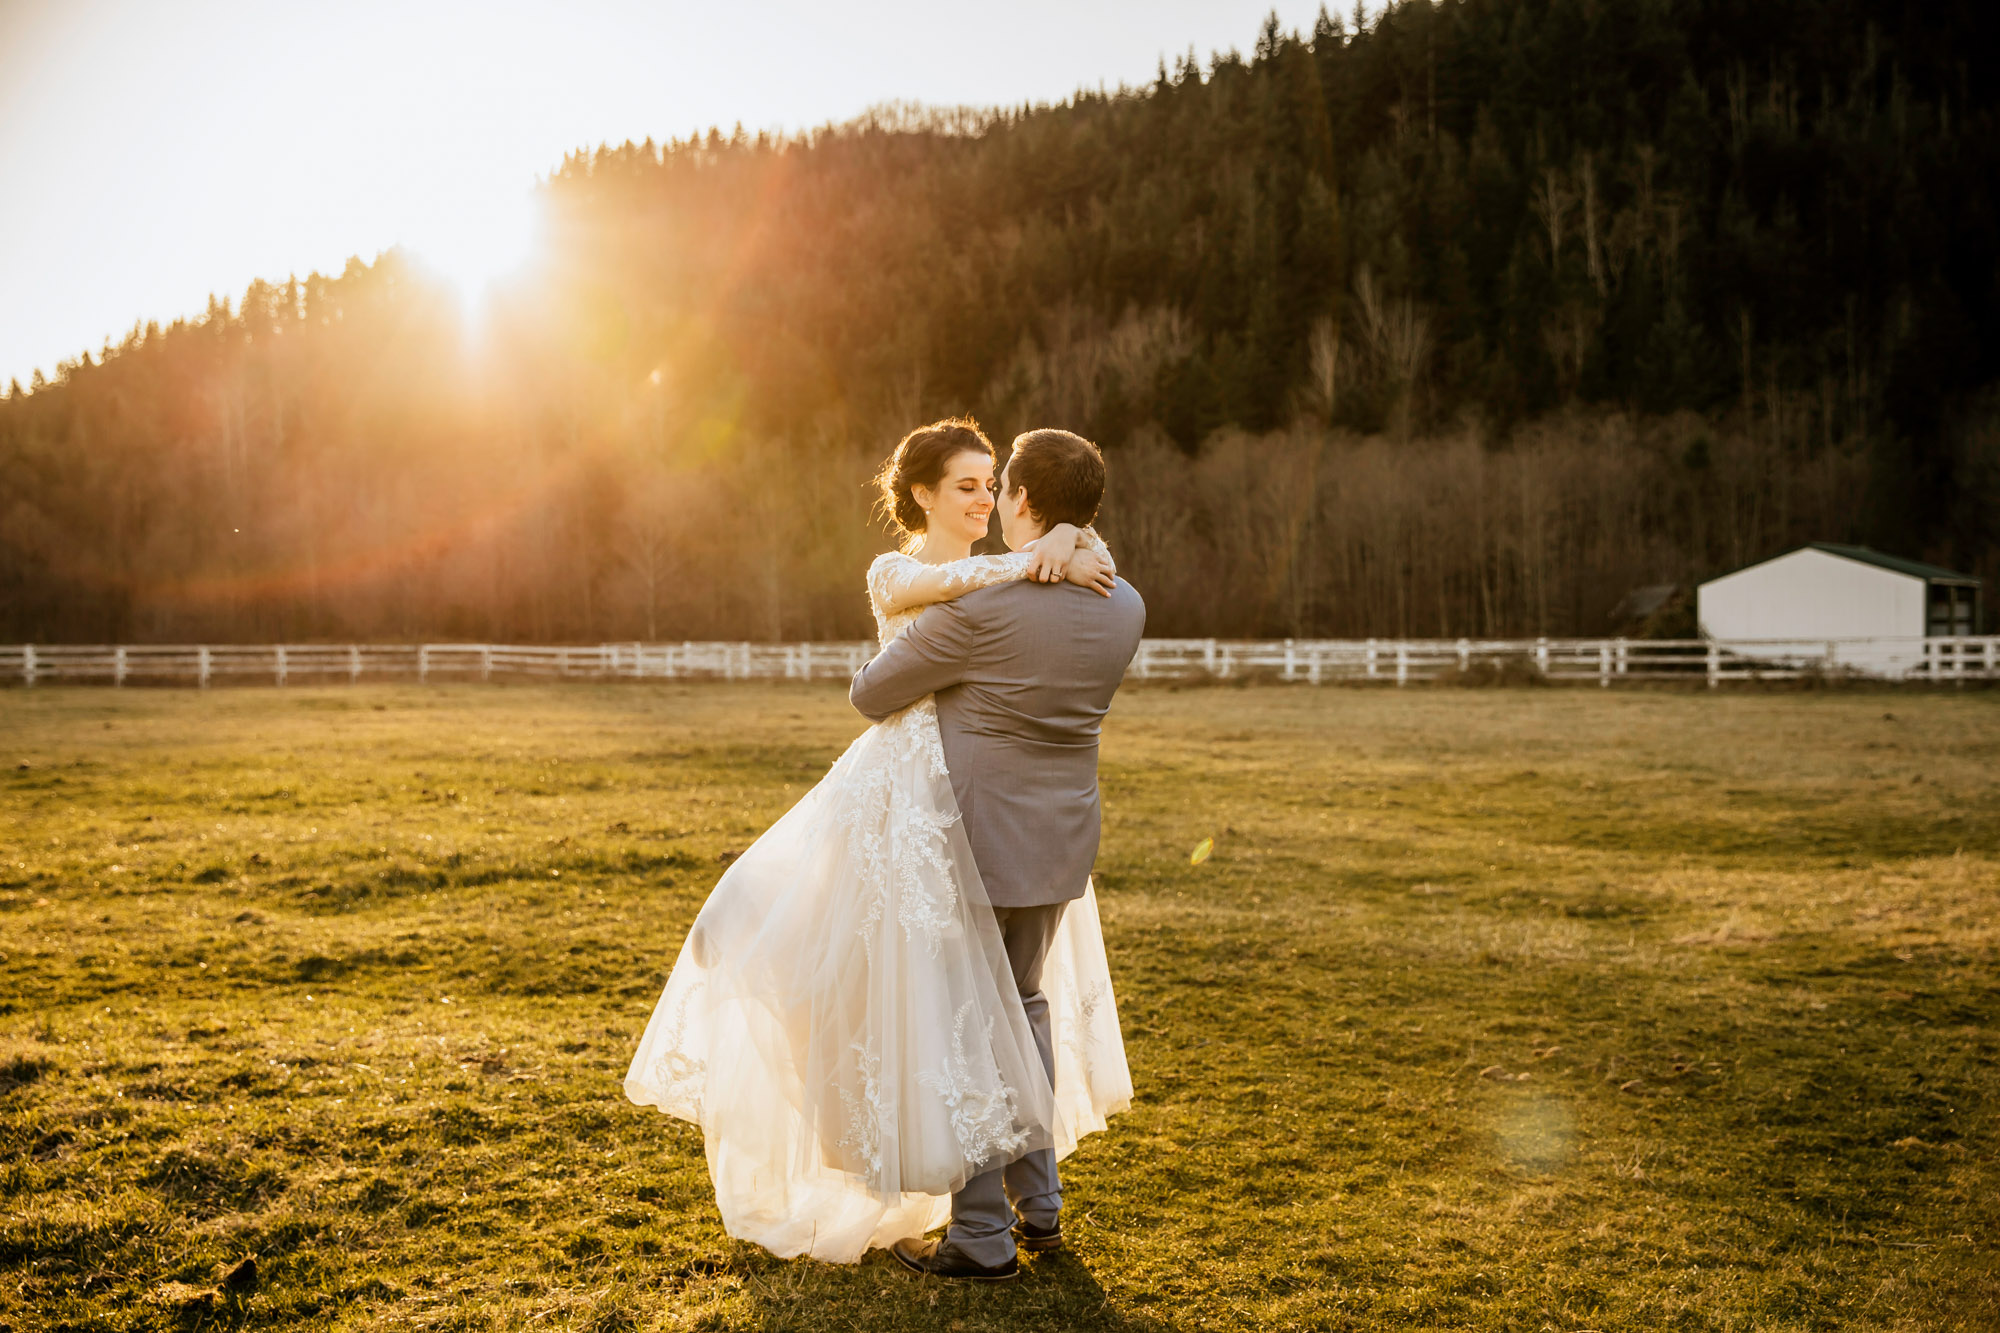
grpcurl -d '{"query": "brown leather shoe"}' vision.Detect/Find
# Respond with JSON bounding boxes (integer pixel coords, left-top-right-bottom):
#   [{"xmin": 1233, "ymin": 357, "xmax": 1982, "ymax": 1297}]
[
  {"xmin": 1013, "ymin": 1218, "xmax": 1063, "ymax": 1253},
  {"xmin": 889, "ymin": 1237, "xmax": 1019, "ymax": 1282}
]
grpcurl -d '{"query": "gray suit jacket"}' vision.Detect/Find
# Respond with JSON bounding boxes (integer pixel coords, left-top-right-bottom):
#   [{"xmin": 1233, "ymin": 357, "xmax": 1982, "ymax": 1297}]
[{"xmin": 850, "ymin": 577, "xmax": 1146, "ymax": 908}]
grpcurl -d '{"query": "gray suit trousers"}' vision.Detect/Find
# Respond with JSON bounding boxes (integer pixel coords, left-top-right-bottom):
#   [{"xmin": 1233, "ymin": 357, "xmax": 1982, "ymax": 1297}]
[{"xmin": 943, "ymin": 901, "xmax": 1067, "ymax": 1266}]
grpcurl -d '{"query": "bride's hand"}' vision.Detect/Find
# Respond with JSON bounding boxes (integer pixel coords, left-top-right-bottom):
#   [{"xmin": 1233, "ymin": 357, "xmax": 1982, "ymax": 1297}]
[
  {"xmin": 1064, "ymin": 547, "xmax": 1116, "ymax": 596},
  {"xmin": 1024, "ymin": 523, "xmax": 1081, "ymax": 583}
]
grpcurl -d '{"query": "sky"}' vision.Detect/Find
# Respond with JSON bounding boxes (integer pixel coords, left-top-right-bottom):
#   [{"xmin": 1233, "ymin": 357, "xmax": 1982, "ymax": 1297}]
[{"xmin": 0, "ymin": 0, "xmax": 1340, "ymax": 387}]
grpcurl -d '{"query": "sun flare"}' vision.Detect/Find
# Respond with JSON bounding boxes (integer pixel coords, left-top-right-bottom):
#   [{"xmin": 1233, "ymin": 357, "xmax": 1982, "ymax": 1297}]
[{"xmin": 406, "ymin": 186, "xmax": 543, "ymax": 304}]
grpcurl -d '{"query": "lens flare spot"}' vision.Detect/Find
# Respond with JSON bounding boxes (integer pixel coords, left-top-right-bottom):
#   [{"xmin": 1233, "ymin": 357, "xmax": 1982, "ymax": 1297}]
[
  {"xmin": 1189, "ymin": 837, "xmax": 1214, "ymax": 866},
  {"xmin": 1492, "ymin": 1094, "xmax": 1576, "ymax": 1173}
]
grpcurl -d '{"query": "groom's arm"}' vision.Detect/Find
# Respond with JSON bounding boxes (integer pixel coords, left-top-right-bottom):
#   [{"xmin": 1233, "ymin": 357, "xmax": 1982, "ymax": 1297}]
[{"xmin": 849, "ymin": 599, "xmax": 978, "ymax": 722}]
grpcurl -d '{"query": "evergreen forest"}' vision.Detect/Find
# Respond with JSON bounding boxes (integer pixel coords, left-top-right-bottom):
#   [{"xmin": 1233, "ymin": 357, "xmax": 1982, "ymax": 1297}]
[{"xmin": 3, "ymin": 0, "xmax": 1996, "ymax": 644}]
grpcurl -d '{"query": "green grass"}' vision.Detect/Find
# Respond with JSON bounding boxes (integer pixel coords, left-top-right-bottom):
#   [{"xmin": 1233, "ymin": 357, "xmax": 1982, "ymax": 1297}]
[{"xmin": 3, "ymin": 682, "xmax": 1997, "ymax": 1331}]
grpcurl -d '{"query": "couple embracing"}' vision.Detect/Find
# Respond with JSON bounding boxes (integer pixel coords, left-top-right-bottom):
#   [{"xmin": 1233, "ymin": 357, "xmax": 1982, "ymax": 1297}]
[{"xmin": 624, "ymin": 419, "xmax": 1145, "ymax": 1280}]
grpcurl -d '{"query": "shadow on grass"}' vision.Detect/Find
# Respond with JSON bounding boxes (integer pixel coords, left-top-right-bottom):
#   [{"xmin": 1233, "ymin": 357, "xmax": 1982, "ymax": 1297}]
[
  {"xmin": 736, "ymin": 1246, "xmax": 1176, "ymax": 1333},
  {"xmin": 1013, "ymin": 1249, "xmax": 1175, "ymax": 1331}
]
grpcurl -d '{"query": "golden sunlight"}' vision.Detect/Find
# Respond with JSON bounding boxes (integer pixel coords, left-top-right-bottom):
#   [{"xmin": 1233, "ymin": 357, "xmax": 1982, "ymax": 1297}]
[{"xmin": 405, "ymin": 185, "xmax": 544, "ymax": 306}]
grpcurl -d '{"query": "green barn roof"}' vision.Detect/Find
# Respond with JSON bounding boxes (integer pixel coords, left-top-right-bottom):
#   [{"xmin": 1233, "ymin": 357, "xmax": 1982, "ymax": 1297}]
[{"xmin": 1806, "ymin": 543, "xmax": 1980, "ymax": 585}]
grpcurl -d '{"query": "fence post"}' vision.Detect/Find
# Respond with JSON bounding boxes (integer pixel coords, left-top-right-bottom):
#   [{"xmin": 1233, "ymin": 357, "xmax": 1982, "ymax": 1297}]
[
  {"xmin": 1458, "ymin": 638, "xmax": 1470, "ymax": 672},
  {"xmin": 1308, "ymin": 646, "xmax": 1323, "ymax": 685},
  {"xmin": 1203, "ymin": 639, "xmax": 1217, "ymax": 677},
  {"xmin": 114, "ymin": 645, "xmax": 127, "ymax": 688},
  {"xmin": 1395, "ymin": 642, "xmax": 1409, "ymax": 686},
  {"xmin": 198, "ymin": 646, "xmax": 211, "ymax": 690},
  {"xmin": 1283, "ymin": 639, "xmax": 1296, "ymax": 682},
  {"xmin": 418, "ymin": 645, "xmax": 430, "ymax": 683},
  {"xmin": 1535, "ymin": 637, "xmax": 1549, "ymax": 675},
  {"xmin": 1367, "ymin": 638, "xmax": 1378, "ymax": 680},
  {"xmin": 275, "ymin": 645, "xmax": 287, "ymax": 686},
  {"xmin": 479, "ymin": 645, "xmax": 491, "ymax": 681},
  {"xmin": 1616, "ymin": 637, "xmax": 1628, "ymax": 675},
  {"xmin": 22, "ymin": 644, "xmax": 35, "ymax": 688},
  {"xmin": 1599, "ymin": 642, "xmax": 1611, "ymax": 688},
  {"xmin": 1706, "ymin": 642, "xmax": 1720, "ymax": 689}
]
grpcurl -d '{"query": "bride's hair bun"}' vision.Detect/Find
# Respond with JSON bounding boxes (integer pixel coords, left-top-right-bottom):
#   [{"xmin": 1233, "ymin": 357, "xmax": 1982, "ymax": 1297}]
[{"xmin": 874, "ymin": 417, "xmax": 994, "ymax": 537}]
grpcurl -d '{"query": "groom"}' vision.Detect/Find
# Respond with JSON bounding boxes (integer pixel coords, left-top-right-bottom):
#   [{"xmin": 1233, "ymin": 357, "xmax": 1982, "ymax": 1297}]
[{"xmin": 850, "ymin": 427, "xmax": 1146, "ymax": 1281}]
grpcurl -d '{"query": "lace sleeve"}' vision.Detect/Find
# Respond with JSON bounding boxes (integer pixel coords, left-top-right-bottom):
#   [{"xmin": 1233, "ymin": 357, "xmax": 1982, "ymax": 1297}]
[
  {"xmin": 867, "ymin": 553, "xmax": 921, "ymax": 622},
  {"xmin": 1077, "ymin": 526, "xmax": 1116, "ymax": 577},
  {"xmin": 937, "ymin": 552, "xmax": 1035, "ymax": 596},
  {"xmin": 868, "ymin": 550, "xmax": 1034, "ymax": 619}
]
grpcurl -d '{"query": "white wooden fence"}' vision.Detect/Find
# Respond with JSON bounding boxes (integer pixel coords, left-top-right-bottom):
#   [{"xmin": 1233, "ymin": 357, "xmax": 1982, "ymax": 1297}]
[
  {"xmin": 1129, "ymin": 636, "xmax": 2000, "ymax": 685},
  {"xmin": 3, "ymin": 636, "xmax": 1995, "ymax": 688},
  {"xmin": 0, "ymin": 642, "xmax": 873, "ymax": 688}
]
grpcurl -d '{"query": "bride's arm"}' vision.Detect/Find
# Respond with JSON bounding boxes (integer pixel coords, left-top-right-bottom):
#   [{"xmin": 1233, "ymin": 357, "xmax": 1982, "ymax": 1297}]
[
  {"xmin": 872, "ymin": 525, "xmax": 1114, "ymax": 616},
  {"xmin": 871, "ymin": 552, "xmax": 1029, "ymax": 616}
]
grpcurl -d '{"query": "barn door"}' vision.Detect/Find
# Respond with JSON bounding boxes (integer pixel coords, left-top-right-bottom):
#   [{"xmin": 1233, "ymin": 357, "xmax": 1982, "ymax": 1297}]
[{"xmin": 1926, "ymin": 584, "xmax": 1977, "ymax": 637}]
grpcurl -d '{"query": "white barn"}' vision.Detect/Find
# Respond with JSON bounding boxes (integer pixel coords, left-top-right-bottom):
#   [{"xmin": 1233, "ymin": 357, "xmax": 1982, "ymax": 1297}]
[{"xmin": 1697, "ymin": 543, "xmax": 1982, "ymax": 678}]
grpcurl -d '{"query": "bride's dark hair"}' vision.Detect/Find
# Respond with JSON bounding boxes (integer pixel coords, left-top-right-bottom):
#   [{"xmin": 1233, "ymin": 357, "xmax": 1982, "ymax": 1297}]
[{"xmin": 873, "ymin": 416, "xmax": 995, "ymax": 538}]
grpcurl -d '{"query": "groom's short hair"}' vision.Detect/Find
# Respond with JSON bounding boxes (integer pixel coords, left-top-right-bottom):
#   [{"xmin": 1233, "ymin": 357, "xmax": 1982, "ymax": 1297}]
[{"xmin": 1006, "ymin": 429, "xmax": 1105, "ymax": 530}]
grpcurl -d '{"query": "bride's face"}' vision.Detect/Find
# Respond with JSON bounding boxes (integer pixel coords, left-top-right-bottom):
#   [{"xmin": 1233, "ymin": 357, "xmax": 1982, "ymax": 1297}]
[{"xmin": 911, "ymin": 449, "xmax": 996, "ymax": 547}]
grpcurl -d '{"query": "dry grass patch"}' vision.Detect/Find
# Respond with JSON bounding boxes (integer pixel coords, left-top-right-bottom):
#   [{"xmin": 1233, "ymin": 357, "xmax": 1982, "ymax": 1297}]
[{"xmin": 2, "ymin": 682, "xmax": 1997, "ymax": 1330}]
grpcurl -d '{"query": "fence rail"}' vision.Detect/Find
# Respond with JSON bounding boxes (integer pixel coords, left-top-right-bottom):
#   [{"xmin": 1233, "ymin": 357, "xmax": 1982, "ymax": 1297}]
[
  {"xmin": 3, "ymin": 636, "xmax": 1996, "ymax": 689},
  {"xmin": 1130, "ymin": 635, "xmax": 2000, "ymax": 685}
]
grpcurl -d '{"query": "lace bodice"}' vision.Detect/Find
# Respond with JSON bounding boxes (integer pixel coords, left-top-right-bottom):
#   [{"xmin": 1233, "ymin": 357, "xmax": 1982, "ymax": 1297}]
[{"xmin": 865, "ymin": 530, "xmax": 1113, "ymax": 648}]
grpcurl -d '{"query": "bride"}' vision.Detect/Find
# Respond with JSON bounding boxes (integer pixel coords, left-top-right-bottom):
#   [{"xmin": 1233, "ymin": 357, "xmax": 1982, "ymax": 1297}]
[{"xmin": 624, "ymin": 419, "xmax": 1132, "ymax": 1264}]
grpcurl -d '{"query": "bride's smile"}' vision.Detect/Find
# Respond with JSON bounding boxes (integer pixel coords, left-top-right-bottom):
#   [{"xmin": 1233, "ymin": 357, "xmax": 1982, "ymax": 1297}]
[{"xmin": 909, "ymin": 451, "xmax": 998, "ymax": 561}]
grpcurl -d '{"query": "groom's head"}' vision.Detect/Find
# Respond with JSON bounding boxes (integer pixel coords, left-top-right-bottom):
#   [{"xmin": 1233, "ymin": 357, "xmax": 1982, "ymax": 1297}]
[{"xmin": 999, "ymin": 429, "xmax": 1106, "ymax": 551}]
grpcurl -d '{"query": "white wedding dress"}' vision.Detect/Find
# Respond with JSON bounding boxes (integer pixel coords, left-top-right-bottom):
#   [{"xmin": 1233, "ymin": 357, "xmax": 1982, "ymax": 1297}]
[{"xmin": 624, "ymin": 544, "xmax": 1132, "ymax": 1263}]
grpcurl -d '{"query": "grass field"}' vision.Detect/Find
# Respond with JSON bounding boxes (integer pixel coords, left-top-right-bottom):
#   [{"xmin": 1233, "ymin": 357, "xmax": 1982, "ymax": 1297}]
[{"xmin": 3, "ymin": 681, "xmax": 1997, "ymax": 1332}]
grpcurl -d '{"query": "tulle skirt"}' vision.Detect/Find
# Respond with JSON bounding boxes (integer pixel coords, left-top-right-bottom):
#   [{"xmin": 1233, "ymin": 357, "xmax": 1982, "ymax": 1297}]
[{"xmin": 623, "ymin": 699, "xmax": 1130, "ymax": 1263}]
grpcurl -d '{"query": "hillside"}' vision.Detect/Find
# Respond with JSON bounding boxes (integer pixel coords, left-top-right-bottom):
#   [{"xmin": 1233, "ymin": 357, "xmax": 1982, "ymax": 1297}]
[{"xmin": 4, "ymin": 0, "xmax": 1995, "ymax": 642}]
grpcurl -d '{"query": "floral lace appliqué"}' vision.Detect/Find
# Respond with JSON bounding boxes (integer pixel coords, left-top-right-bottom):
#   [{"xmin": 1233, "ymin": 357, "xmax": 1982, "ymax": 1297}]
[
  {"xmin": 644, "ymin": 979, "xmax": 708, "ymax": 1116},
  {"xmin": 918, "ymin": 1000, "xmax": 1030, "ymax": 1170},
  {"xmin": 835, "ymin": 1038, "xmax": 886, "ymax": 1181},
  {"xmin": 818, "ymin": 697, "xmax": 960, "ymax": 962}
]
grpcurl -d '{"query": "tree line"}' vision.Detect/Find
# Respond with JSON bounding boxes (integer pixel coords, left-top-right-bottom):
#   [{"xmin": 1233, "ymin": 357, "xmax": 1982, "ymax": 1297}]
[{"xmin": 3, "ymin": 0, "xmax": 1995, "ymax": 644}]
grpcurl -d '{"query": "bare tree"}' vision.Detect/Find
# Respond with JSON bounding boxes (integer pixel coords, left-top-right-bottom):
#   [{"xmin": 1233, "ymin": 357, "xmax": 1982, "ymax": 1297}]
[
  {"xmin": 1532, "ymin": 166, "xmax": 1573, "ymax": 266},
  {"xmin": 1306, "ymin": 315, "xmax": 1344, "ymax": 424},
  {"xmin": 614, "ymin": 465, "xmax": 681, "ymax": 641},
  {"xmin": 1352, "ymin": 265, "xmax": 1432, "ymax": 441}
]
